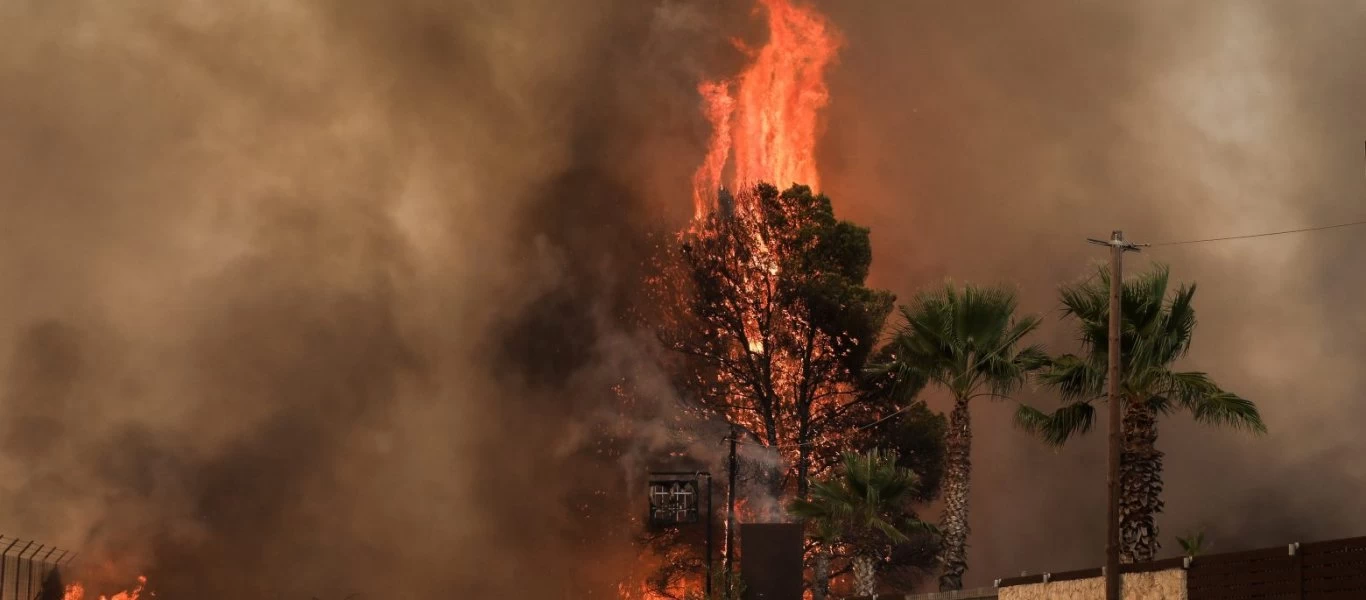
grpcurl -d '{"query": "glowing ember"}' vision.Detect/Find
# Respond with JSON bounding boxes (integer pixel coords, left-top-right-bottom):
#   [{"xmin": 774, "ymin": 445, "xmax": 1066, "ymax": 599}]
[{"xmin": 692, "ymin": 0, "xmax": 839, "ymax": 216}]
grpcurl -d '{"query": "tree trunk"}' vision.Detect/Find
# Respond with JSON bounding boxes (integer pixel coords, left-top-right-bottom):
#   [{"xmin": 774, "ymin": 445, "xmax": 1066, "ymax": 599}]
[
  {"xmin": 852, "ymin": 555, "xmax": 877, "ymax": 597},
  {"xmin": 796, "ymin": 424, "xmax": 812, "ymax": 499},
  {"xmin": 812, "ymin": 545, "xmax": 831, "ymax": 600},
  {"xmin": 937, "ymin": 397, "xmax": 972, "ymax": 591},
  {"xmin": 1120, "ymin": 397, "xmax": 1164, "ymax": 563},
  {"xmin": 761, "ymin": 464, "xmax": 784, "ymax": 522}
]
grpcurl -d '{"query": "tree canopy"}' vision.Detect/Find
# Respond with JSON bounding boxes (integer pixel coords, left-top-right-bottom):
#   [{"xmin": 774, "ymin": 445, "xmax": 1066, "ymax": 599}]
[{"xmin": 654, "ymin": 182, "xmax": 896, "ymax": 498}]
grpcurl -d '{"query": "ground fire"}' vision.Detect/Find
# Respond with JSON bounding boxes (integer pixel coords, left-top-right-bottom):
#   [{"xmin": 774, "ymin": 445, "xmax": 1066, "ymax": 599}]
[{"xmin": 63, "ymin": 576, "xmax": 147, "ymax": 600}]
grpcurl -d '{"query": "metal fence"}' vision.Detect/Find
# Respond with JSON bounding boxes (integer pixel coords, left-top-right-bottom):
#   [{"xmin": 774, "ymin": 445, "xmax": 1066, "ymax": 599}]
[
  {"xmin": 0, "ymin": 536, "xmax": 75, "ymax": 600},
  {"xmin": 994, "ymin": 535, "xmax": 1366, "ymax": 600},
  {"xmin": 1187, "ymin": 536, "xmax": 1366, "ymax": 600}
]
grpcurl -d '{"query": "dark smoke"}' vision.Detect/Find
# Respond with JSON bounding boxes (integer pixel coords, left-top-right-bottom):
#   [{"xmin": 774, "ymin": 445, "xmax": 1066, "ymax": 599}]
[
  {"xmin": 0, "ymin": 0, "xmax": 1362, "ymax": 596},
  {"xmin": 0, "ymin": 0, "xmax": 733, "ymax": 596}
]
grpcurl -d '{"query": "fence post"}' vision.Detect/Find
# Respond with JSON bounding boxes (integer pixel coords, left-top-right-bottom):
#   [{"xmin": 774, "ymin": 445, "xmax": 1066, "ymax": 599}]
[{"xmin": 1290, "ymin": 542, "xmax": 1302, "ymax": 600}]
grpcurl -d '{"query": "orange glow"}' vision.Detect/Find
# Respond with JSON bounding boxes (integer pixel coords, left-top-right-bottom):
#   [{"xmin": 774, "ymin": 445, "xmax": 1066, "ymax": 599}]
[
  {"xmin": 64, "ymin": 576, "xmax": 147, "ymax": 600},
  {"xmin": 617, "ymin": 538, "xmax": 704, "ymax": 600},
  {"xmin": 692, "ymin": 80, "xmax": 735, "ymax": 220},
  {"xmin": 693, "ymin": 0, "xmax": 839, "ymax": 215},
  {"xmin": 619, "ymin": 579, "xmax": 694, "ymax": 600}
]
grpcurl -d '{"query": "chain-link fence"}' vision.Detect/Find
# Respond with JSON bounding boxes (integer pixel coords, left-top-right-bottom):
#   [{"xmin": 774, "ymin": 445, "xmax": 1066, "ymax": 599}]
[{"xmin": 0, "ymin": 536, "xmax": 75, "ymax": 600}]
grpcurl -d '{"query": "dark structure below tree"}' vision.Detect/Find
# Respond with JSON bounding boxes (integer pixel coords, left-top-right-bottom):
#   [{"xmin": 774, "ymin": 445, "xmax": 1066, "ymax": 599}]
[{"xmin": 740, "ymin": 523, "xmax": 804, "ymax": 600}]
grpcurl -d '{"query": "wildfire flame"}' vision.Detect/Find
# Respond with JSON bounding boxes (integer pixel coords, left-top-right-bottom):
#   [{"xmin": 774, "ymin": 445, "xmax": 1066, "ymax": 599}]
[
  {"xmin": 627, "ymin": 1, "xmax": 840, "ymax": 598},
  {"xmin": 63, "ymin": 575, "xmax": 148, "ymax": 600},
  {"xmin": 692, "ymin": 0, "xmax": 839, "ymax": 218}
]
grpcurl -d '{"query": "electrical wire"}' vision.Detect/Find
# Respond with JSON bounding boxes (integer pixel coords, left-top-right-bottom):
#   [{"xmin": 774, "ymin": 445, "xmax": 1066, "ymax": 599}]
[
  {"xmin": 723, "ymin": 216, "xmax": 1366, "ymax": 450},
  {"xmin": 1147, "ymin": 218, "xmax": 1366, "ymax": 247}
]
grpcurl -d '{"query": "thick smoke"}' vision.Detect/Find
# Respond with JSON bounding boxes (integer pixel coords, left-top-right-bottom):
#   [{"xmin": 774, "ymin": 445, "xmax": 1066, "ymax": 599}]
[
  {"xmin": 821, "ymin": 0, "xmax": 1366, "ymax": 586},
  {"xmin": 1, "ymin": 0, "xmax": 1362, "ymax": 596},
  {"xmin": 0, "ymin": 0, "xmax": 745, "ymax": 596}
]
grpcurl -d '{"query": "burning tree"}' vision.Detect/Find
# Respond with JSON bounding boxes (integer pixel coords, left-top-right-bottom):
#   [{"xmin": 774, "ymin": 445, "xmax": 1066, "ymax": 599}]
[
  {"xmin": 654, "ymin": 182, "xmax": 894, "ymax": 503},
  {"xmin": 634, "ymin": 1, "xmax": 945, "ymax": 596}
]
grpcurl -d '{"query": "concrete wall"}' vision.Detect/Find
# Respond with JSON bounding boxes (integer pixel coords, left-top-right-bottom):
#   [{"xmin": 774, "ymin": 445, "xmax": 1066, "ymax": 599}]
[{"xmin": 997, "ymin": 569, "xmax": 1186, "ymax": 600}]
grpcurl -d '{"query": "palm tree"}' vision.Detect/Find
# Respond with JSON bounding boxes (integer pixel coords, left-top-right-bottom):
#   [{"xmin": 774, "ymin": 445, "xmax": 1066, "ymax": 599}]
[
  {"xmin": 788, "ymin": 449, "xmax": 929, "ymax": 599},
  {"xmin": 1176, "ymin": 532, "xmax": 1207, "ymax": 558},
  {"xmin": 871, "ymin": 284, "xmax": 1044, "ymax": 591},
  {"xmin": 1016, "ymin": 264, "xmax": 1265, "ymax": 562}
]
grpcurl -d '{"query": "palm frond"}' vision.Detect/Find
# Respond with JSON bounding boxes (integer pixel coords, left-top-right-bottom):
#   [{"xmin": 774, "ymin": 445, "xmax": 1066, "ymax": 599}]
[
  {"xmin": 1156, "ymin": 371, "xmax": 1220, "ymax": 402},
  {"xmin": 1030, "ymin": 263, "xmax": 1262, "ymax": 448},
  {"xmin": 1163, "ymin": 282, "xmax": 1198, "ymax": 358},
  {"xmin": 1035, "ymin": 353, "xmax": 1104, "ymax": 402},
  {"xmin": 1189, "ymin": 391, "xmax": 1266, "ymax": 434},
  {"xmin": 1015, "ymin": 345, "xmax": 1052, "ymax": 372},
  {"xmin": 1058, "ymin": 267, "xmax": 1110, "ymax": 329},
  {"xmin": 886, "ymin": 282, "xmax": 1043, "ymax": 404},
  {"xmin": 787, "ymin": 449, "xmax": 923, "ymax": 550},
  {"xmin": 1014, "ymin": 401, "xmax": 1097, "ymax": 446},
  {"xmin": 871, "ymin": 517, "xmax": 912, "ymax": 545},
  {"xmin": 1013, "ymin": 403, "xmax": 1053, "ymax": 435}
]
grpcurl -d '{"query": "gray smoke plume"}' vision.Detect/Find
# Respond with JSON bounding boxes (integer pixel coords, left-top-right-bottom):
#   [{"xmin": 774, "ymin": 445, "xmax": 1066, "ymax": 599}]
[
  {"xmin": 0, "ymin": 0, "xmax": 1363, "ymax": 596},
  {"xmin": 0, "ymin": 0, "xmax": 739, "ymax": 596},
  {"xmin": 820, "ymin": 0, "xmax": 1366, "ymax": 587}
]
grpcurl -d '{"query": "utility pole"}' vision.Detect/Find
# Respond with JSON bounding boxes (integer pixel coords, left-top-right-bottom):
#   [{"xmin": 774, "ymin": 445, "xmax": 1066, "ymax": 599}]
[
  {"xmin": 705, "ymin": 472, "xmax": 714, "ymax": 595},
  {"xmin": 1088, "ymin": 230, "xmax": 1144, "ymax": 600},
  {"xmin": 724, "ymin": 427, "xmax": 739, "ymax": 590}
]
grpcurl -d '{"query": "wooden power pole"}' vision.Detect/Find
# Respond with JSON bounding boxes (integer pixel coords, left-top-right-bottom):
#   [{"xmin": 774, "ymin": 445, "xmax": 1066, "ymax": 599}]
[{"xmin": 1088, "ymin": 230, "xmax": 1143, "ymax": 600}]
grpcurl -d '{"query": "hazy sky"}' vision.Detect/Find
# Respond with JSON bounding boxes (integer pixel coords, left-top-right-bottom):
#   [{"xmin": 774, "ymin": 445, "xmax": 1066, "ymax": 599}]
[{"xmin": 817, "ymin": 0, "xmax": 1366, "ymax": 584}]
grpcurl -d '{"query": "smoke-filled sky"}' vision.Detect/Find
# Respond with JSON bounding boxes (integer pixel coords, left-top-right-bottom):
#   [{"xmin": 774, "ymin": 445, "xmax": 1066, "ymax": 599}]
[{"xmin": 0, "ymin": 0, "xmax": 1363, "ymax": 595}]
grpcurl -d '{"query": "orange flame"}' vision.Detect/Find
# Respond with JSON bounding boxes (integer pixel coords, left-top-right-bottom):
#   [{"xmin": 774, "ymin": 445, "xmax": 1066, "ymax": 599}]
[
  {"xmin": 632, "ymin": 1, "xmax": 839, "ymax": 598},
  {"xmin": 63, "ymin": 575, "xmax": 147, "ymax": 600},
  {"xmin": 693, "ymin": 0, "xmax": 839, "ymax": 216}
]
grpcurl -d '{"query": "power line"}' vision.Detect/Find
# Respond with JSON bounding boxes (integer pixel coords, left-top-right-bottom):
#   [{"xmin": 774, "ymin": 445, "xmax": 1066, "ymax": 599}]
[
  {"xmin": 723, "ymin": 216, "xmax": 1366, "ymax": 450},
  {"xmin": 1154, "ymin": 140, "xmax": 1366, "ymax": 246},
  {"xmin": 1148, "ymin": 218, "xmax": 1366, "ymax": 247}
]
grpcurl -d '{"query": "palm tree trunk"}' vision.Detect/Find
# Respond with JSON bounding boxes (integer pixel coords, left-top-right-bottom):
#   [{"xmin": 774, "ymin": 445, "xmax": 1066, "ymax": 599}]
[
  {"xmin": 1120, "ymin": 397, "xmax": 1164, "ymax": 562},
  {"xmin": 938, "ymin": 396, "xmax": 972, "ymax": 591},
  {"xmin": 852, "ymin": 554, "xmax": 877, "ymax": 597},
  {"xmin": 812, "ymin": 545, "xmax": 831, "ymax": 600}
]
